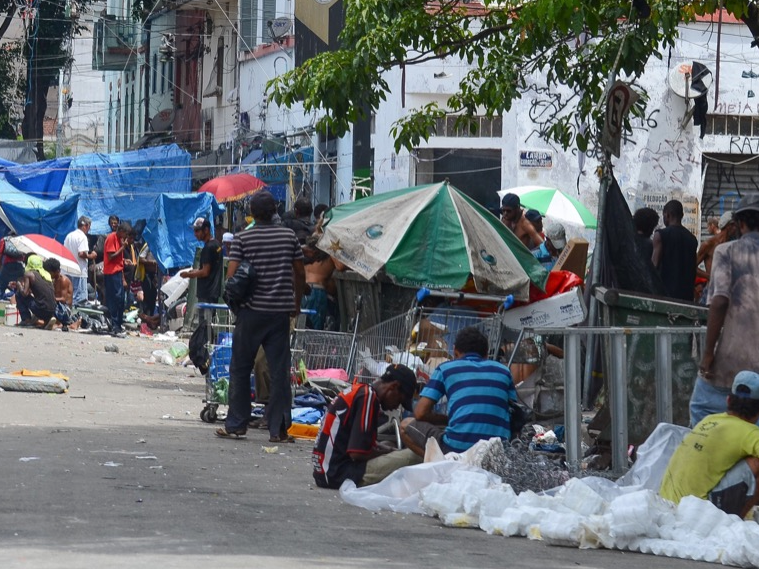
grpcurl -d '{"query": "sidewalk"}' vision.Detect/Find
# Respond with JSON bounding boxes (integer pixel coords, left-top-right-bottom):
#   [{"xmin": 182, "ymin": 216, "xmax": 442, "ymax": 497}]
[{"xmin": 0, "ymin": 327, "xmax": 709, "ymax": 568}]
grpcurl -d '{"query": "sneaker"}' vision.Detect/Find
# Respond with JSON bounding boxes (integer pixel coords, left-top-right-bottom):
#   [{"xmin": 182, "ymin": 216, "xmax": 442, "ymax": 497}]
[
  {"xmin": 44, "ymin": 317, "xmax": 57, "ymax": 330},
  {"xmin": 111, "ymin": 328, "xmax": 126, "ymax": 338}
]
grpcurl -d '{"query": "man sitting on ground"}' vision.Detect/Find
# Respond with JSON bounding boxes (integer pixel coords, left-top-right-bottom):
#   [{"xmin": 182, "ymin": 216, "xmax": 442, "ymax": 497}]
[
  {"xmin": 42, "ymin": 258, "xmax": 79, "ymax": 331},
  {"xmin": 15, "ymin": 255, "xmax": 56, "ymax": 328},
  {"xmin": 313, "ymin": 364, "xmax": 422, "ymax": 488},
  {"xmin": 400, "ymin": 327, "xmax": 518, "ymax": 456},
  {"xmin": 661, "ymin": 370, "xmax": 759, "ymax": 518}
]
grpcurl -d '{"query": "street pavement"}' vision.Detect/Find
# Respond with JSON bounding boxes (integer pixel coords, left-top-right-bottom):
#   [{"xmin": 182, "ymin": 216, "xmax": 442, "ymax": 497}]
[{"xmin": 0, "ymin": 327, "xmax": 712, "ymax": 569}]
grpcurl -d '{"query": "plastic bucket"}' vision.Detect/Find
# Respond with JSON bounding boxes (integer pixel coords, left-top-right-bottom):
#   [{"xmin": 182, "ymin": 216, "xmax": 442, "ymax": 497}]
[{"xmin": 5, "ymin": 305, "xmax": 19, "ymax": 326}]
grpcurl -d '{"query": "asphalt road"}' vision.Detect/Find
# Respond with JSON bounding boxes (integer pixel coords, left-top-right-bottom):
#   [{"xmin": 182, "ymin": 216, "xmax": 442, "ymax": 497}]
[{"xmin": 0, "ymin": 327, "xmax": 712, "ymax": 569}]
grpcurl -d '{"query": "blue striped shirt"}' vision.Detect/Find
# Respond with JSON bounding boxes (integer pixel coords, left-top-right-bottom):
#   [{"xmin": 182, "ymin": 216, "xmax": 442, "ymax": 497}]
[{"xmin": 420, "ymin": 353, "xmax": 517, "ymax": 452}]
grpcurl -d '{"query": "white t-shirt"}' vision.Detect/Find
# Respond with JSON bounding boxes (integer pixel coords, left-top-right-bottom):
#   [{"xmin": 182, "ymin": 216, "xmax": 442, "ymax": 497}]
[{"xmin": 64, "ymin": 228, "xmax": 89, "ymax": 273}]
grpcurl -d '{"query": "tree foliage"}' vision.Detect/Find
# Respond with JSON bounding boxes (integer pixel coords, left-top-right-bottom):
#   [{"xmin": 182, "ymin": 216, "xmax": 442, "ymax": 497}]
[
  {"xmin": 267, "ymin": 0, "xmax": 748, "ymax": 153},
  {"xmin": 0, "ymin": 0, "xmax": 91, "ymax": 158}
]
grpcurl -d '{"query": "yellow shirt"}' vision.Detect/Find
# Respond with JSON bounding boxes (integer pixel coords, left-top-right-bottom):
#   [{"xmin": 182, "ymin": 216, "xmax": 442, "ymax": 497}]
[{"xmin": 660, "ymin": 413, "xmax": 759, "ymax": 504}]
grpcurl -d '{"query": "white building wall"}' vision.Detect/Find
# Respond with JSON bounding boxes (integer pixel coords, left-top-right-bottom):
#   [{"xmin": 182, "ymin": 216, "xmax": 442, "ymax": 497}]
[{"xmin": 370, "ymin": 21, "xmax": 759, "ymax": 240}]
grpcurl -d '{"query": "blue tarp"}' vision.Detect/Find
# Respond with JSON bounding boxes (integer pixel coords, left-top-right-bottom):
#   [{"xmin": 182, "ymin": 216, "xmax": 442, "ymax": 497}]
[
  {"xmin": 1, "ymin": 157, "xmax": 72, "ymax": 200},
  {"xmin": 63, "ymin": 144, "xmax": 192, "ymax": 234},
  {"xmin": 0, "ymin": 178, "xmax": 79, "ymax": 240},
  {"xmin": 143, "ymin": 193, "xmax": 223, "ymax": 273},
  {"xmin": 254, "ymin": 147, "xmax": 314, "ymax": 184}
]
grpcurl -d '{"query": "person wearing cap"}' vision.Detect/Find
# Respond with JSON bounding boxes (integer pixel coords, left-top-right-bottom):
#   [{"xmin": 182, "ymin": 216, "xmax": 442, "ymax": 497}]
[
  {"xmin": 221, "ymin": 232, "xmax": 234, "ymax": 256},
  {"xmin": 14, "ymin": 254, "xmax": 56, "ymax": 328},
  {"xmin": 215, "ymin": 190, "xmax": 306, "ymax": 443},
  {"xmin": 400, "ymin": 327, "xmax": 518, "ymax": 457},
  {"xmin": 661, "ymin": 370, "xmax": 759, "ymax": 518},
  {"xmin": 696, "ymin": 211, "xmax": 739, "ymax": 280},
  {"xmin": 500, "ymin": 193, "xmax": 544, "ymax": 249},
  {"xmin": 181, "ymin": 218, "xmax": 223, "ymax": 304},
  {"xmin": 691, "ymin": 195, "xmax": 759, "ymax": 425},
  {"xmin": 103, "ymin": 221, "xmax": 131, "ymax": 336},
  {"xmin": 313, "ymin": 364, "xmax": 422, "ymax": 488},
  {"xmin": 652, "ymin": 199, "xmax": 698, "ymax": 302}
]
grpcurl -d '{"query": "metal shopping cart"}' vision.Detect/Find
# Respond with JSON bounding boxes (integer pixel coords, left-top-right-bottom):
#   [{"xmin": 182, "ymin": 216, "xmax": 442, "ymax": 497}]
[{"xmin": 197, "ymin": 302, "xmax": 234, "ymax": 423}]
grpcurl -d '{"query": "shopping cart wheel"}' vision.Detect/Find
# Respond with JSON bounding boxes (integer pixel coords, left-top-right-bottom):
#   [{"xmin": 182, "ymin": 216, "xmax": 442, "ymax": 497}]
[{"xmin": 200, "ymin": 405, "xmax": 218, "ymax": 423}]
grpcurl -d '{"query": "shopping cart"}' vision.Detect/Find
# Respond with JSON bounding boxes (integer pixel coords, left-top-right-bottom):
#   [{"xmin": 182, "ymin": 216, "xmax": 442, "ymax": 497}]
[
  {"xmin": 290, "ymin": 296, "xmax": 363, "ymax": 388},
  {"xmin": 198, "ymin": 302, "xmax": 234, "ymax": 423},
  {"xmin": 354, "ymin": 289, "xmax": 506, "ymax": 383}
]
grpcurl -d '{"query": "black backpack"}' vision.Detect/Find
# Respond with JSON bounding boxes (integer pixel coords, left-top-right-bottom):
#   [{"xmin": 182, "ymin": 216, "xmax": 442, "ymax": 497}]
[{"xmin": 223, "ymin": 261, "xmax": 256, "ymax": 314}]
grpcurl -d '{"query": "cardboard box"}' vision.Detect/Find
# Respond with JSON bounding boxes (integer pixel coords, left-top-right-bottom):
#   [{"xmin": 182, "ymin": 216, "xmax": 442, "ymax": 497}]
[
  {"xmin": 553, "ymin": 238, "xmax": 589, "ymax": 279},
  {"xmin": 501, "ymin": 287, "xmax": 587, "ymax": 330}
]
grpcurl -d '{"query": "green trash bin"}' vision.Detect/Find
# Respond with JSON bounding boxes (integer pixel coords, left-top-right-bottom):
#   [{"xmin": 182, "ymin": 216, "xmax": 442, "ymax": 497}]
[{"xmin": 594, "ymin": 287, "xmax": 708, "ymax": 444}]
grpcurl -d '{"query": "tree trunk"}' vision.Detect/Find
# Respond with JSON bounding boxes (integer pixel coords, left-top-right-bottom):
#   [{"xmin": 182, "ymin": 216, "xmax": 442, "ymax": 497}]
[{"xmin": 21, "ymin": 75, "xmax": 53, "ymax": 161}]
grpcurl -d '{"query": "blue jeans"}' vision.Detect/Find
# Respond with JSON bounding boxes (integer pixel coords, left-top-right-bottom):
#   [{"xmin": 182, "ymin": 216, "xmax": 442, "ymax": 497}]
[
  {"xmin": 690, "ymin": 376, "xmax": 732, "ymax": 426},
  {"xmin": 71, "ymin": 276, "xmax": 87, "ymax": 305},
  {"xmin": 104, "ymin": 272, "xmax": 125, "ymax": 330},
  {"xmin": 225, "ymin": 309, "xmax": 291, "ymax": 438}
]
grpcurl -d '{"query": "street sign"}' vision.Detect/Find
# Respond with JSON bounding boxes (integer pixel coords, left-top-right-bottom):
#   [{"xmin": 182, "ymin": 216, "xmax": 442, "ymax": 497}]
[
  {"xmin": 602, "ymin": 81, "xmax": 639, "ymax": 158},
  {"xmin": 519, "ymin": 150, "xmax": 553, "ymax": 169}
]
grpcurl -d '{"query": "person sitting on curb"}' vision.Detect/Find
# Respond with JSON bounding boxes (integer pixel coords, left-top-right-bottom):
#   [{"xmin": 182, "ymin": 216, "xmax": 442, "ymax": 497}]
[
  {"xmin": 15, "ymin": 254, "xmax": 56, "ymax": 329},
  {"xmin": 661, "ymin": 370, "xmax": 759, "ymax": 518},
  {"xmin": 42, "ymin": 258, "xmax": 80, "ymax": 331},
  {"xmin": 400, "ymin": 326, "xmax": 517, "ymax": 456},
  {"xmin": 313, "ymin": 364, "xmax": 422, "ymax": 489}
]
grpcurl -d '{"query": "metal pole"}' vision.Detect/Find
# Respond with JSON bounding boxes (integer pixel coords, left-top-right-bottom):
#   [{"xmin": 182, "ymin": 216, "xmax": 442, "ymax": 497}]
[
  {"xmin": 655, "ymin": 332, "xmax": 673, "ymax": 424},
  {"xmin": 610, "ymin": 333, "xmax": 628, "ymax": 475},
  {"xmin": 564, "ymin": 332, "xmax": 582, "ymax": 472}
]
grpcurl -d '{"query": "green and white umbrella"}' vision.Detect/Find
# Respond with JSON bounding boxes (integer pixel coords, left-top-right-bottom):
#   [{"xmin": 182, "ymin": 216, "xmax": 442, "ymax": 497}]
[
  {"xmin": 318, "ymin": 182, "xmax": 548, "ymax": 300},
  {"xmin": 497, "ymin": 186, "xmax": 598, "ymax": 229}
]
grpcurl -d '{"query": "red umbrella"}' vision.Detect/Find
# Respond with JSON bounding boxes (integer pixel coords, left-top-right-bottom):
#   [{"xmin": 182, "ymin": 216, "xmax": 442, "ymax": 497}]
[
  {"xmin": 198, "ymin": 173, "xmax": 266, "ymax": 203},
  {"xmin": 7, "ymin": 234, "xmax": 82, "ymax": 276}
]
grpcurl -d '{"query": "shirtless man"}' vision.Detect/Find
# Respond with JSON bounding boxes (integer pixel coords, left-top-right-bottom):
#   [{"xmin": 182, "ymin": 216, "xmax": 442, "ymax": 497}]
[
  {"xmin": 697, "ymin": 212, "xmax": 739, "ymax": 279},
  {"xmin": 500, "ymin": 193, "xmax": 543, "ymax": 249},
  {"xmin": 302, "ymin": 234, "xmax": 344, "ymax": 330},
  {"xmin": 43, "ymin": 258, "xmax": 79, "ymax": 331}
]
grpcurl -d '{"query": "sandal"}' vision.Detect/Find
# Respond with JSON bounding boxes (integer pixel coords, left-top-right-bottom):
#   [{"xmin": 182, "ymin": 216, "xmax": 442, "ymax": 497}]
[
  {"xmin": 215, "ymin": 427, "xmax": 247, "ymax": 439},
  {"xmin": 269, "ymin": 434, "xmax": 295, "ymax": 443}
]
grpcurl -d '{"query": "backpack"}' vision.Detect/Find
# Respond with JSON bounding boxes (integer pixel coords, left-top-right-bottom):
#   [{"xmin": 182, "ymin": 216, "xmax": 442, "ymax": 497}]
[{"xmin": 222, "ymin": 261, "xmax": 257, "ymax": 314}]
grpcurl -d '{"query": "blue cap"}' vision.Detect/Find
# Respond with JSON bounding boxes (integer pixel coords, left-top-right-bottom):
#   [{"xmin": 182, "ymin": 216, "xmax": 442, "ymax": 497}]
[{"xmin": 732, "ymin": 371, "xmax": 759, "ymax": 400}]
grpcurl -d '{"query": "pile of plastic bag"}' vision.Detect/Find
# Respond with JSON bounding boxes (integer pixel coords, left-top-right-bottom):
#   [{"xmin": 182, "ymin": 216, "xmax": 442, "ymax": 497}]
[{"xmin": 340, "ymin": 424, "xmax": 759, "ymax": 567}]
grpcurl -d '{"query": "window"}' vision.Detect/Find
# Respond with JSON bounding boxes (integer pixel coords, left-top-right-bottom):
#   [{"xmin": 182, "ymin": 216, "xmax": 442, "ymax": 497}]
[
  {"xmin": 433, "ymin": 114, "xmax": 503, "ymax": 138},
  {"xmin": 216, "ymin": 37, "xmax": 224, "ymax": 91},
  {"xmin": 238, "ymin": 0, "xmax": 257, "ymax": 51},
  {"xmin": 161, "ymin": 60, "xmax": 166, "ymax": 94},
  {"xmin": 204, "ymin": 120, "xmax": 212, "ymax": 153},
  {"xmin": 152, "ymin": 54, "xmax": 157, "ymax": 94},
  {"xmin": 168, "ymin": 60, "xmax": 174, "ymax": 92}
]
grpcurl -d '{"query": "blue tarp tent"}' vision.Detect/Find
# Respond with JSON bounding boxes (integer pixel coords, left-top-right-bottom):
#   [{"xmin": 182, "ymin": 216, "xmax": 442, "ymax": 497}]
[
  {"xmin": 64, "ymin": 144, "xmax": 192, "ymax": 233},
  {"xmin": 1, "ymin": 157, "xmax": 72, "ymax": 200},
  {"xmin": 0, "ymin": 179, "xmax": 79, "ymax": 240},
  {"xmin": 143, "ymin": 193, "xmax": 223, "ymax": 273}
]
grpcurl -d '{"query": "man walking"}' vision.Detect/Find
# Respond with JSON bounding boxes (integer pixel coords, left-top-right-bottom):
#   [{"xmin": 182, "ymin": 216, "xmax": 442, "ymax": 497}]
[
  {"xmin": 64, "ymin": 215, "xmax": 96, "ymax": 305},
  {"xmin": 180, "ymin": 217, "xmax": 223, "ymax": 303},
  {"xmin": 103, "ymin": 221, "xmax": 130, "ymax": 337},
  {"xmin": 691, "ymin": 195, "xmax": 759, "ymax": 425},
  {"xmin": 652, "ymin": 199, "xmax": 698, "ymax": 302},
  {"xmin": 215, "ymin": 191, "xmax": 306, "ymax": 443},
  {"xmin": 400, "ymin": 327, "xmax": 518, "ymax": 456}
]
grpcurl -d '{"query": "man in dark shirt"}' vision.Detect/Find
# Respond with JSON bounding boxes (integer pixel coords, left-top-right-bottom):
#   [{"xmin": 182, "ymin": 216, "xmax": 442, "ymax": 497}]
[
  {"xmin": 313, "ymin": 364, "xmax": 421, "ymax": 489},
  {"xmin": 15, "ymin": 254, "xmax": 56, "ymax": 328},
  {"xmin": 281, "ymin": 197, "xmax": 315, "ymax": 244},
  {"xmin": 215, "ymin": 191, "xmax": 306, "ymax": 443},
  {"xmin": 652, "ymin": 200, "xmax": 698, "ymax": 302},
  {"xmin": 633, "ymin": 207, "xmax": 659, "ymax": 263},
  {"xmin": 181, "ymin": 217, "xmax": 223, "ymax": 303}
]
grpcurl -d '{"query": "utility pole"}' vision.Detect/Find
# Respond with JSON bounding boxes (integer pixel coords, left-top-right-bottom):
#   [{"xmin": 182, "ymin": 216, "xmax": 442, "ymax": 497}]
[{"xmin": 56, "ymin": 68, "xmax": 64, "ymax": 157}]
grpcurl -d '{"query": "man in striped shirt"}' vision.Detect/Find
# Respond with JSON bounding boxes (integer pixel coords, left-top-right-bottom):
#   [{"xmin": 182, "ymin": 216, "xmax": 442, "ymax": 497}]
[
  {"xmin": 401, "ymin": 327, "xmax": 517, "ymax": 455},
  {"xmin": 216, "ymin": 190, "xmax": 306, "ymax": 443},
  {"xmin": 313, "ymin": 365, "xmax": 420, "ymax": 488}
]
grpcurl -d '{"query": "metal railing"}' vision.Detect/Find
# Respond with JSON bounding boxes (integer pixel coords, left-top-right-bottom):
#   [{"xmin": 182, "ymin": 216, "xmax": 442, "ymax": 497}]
[{"xmin": 529, "ymin": 325, "xmax": 706, "ymax": 476}]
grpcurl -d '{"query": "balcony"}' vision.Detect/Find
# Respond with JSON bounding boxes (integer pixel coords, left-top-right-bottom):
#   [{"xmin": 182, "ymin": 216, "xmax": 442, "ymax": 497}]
[{"xmin": 92, "ymin": 15, "xmax": 140, "ymax": 71}]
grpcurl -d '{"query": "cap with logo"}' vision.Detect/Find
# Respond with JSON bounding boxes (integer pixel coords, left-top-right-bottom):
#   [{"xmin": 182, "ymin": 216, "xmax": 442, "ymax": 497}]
[
  {"xmin": 192, "ymin": 217, "xmax": 211, "ymax": 230},
  {"xmin": 732, "ymin": 370, "xmax": 759, "ymax": 400}
]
